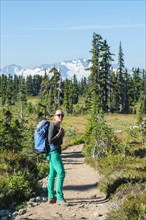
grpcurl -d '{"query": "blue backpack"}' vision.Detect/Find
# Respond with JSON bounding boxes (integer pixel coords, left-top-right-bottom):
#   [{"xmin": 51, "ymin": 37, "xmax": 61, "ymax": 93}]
[{"xmin": 34, "ymin": 119, "xmax": 50, "ymax": 153}]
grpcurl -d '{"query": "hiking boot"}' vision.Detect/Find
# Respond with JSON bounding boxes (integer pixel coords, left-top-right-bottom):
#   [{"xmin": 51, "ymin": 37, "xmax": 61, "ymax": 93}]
[
  {"xmin": 57, "ymin": 199, "xmax": 69, "ymax": 206},
  {"xmin": 48, "ymin": 197, "xmax": 57, "ymax": 204}
]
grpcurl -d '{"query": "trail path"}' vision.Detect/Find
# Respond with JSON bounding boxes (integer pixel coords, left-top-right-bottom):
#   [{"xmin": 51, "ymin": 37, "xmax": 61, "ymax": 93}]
[{"xmin": 18, "ymin": 144, "xmax": 111, "ymax": 220}]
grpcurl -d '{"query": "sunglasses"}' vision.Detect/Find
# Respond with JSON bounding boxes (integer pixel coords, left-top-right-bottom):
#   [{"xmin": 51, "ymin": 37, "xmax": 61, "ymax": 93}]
[{"xmin": 56, "ymin": 114, "xmax": 64, "ymax": 117}]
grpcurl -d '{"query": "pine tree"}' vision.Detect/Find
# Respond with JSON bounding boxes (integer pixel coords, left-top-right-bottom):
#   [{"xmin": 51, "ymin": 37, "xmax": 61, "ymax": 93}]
[
  {"xmin": 49, "ymin": 67, "xmax": 63, "ymax": 111},
  {"xmin": 72, "ymin": 74, "xmax": 79, "ymax": 104},
  {"xmin": 26, "ymin": 75, "xmax": 34, "ymax": 96},
  {"xmin": 13, "ymin": 75, "xmax": 19, "ymax": 103},
  {"xmin": 33, "ymin": 75, "xmax": 42, "ymax": 96},
  {"xmin": 31, "ymin": 75, "xmax": 42, "ymax": 96},
  {"xmin": 86, "ymin": 32, "xmax": 103, "ymax": 114},
  {"xmin": 99, "ymin": 40, "xmax": 114, "ymax": 112},
  {"xmin": 123, "ymin": 69, "xmax": 131, "ymax": 113},
  {"xmin": 6, "ymin": 74, "xmax": 14, "ymax": 105},
  {"xmin": 63, "ymin": 79, "xmax": 73, "ymax": 113},
  {"xmin": 79, "ymin": 77, "xmax": 87, "ymax": 96},
  {"xmin": 117, "ymin": 41, "xmax": 126, "ymax": 113},
  {"xmin": 1, "ymin": 74, "xmax": 7, "ymax": 106},
  {"xmin": 39, "ymin": 71, "xmax": 50, "ymax": 106},
  {"xmin": 109, "ymin": 71, "xmax": 119, "ymax": 112},
  {"xmin": 132, "ymin": 68, "xmax": 143, "ymax": 105},
  {"xmin": 18, "ymin": 77, "xmax": 27, "ymax": 119}
]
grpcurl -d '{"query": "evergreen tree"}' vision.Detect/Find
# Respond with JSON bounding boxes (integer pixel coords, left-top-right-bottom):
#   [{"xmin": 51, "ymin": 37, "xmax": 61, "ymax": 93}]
[
  {"xmin": 6, "ymin": 74, "xmax": 14, "ymax": 105},
  {"xmin": 123, "ymin": 69, "xmax": 131, "ymax": 113},
  {"xmin": 99, "ymin": 40, "xmax": 114, "ymax": 112},
  {"xmin": 117, "ymin": 41, "xmax": 126, "ymax": 113},
  {"xmin": 31, "ymin": 75, "xmax": 42, "ymax": 96},
  {"xmin": 79, "ymin": 77, "xmax": 87, "ymax": 96},
  {"xmin": 109, "ymin": 70, "xmax": 119, "ymax": 112},
  {"xmin": 33, "ymin": 75, "xmax": 42, "ymax": 96},
  {"xmin": 63, "ymin": 79, "xmax": 73, "ymax": 113},
  {"xmin": 49, "ymin": 67, "xmax": 63, "ymax": 111},
  {"xmin": 13, "ymin": 75, "xmax": 19, "ymax": 102},
  {"xmin": 72, "ymin": 74, "xmax": 79, "ymax": 104},
  {"xmin": 26, "ymin": 75, "xmax": 34, "ymax": 96},
  {"xmin": 86, "ymin": 32, "xmax": 103, "ymax": 114},
  {"xmin": 18, "ymin": 77, "xmax": 27, "ymax": 119},
  {"xmin": 1, "ymin": 74, "xmax": 7, "ymax": 106},
  {"xmin": 132, "ymin": 68, "xmax": 143, "ymax": 105},
  {"xmin": 39, "ymin": 71, "xmax": 50, "ymax": 106}
]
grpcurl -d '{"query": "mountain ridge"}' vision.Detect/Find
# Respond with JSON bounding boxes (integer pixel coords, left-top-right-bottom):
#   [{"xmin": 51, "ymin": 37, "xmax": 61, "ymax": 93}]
[
  {"xmin": 0, "ymin": 58, "xmax": 92, "ymax": 80},
  {"xmin": 0, "ymin": 58, "xmax": 121, "ymax": 80}
]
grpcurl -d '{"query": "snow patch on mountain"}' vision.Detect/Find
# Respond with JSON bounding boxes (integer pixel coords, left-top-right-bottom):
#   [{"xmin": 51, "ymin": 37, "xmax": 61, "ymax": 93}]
[{"xmin": 0, "ymin": 58, "xmax": 91, "ymax": 80}]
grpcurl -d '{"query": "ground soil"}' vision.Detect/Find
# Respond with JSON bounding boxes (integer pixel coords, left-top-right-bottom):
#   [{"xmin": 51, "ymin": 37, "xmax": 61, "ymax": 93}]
[{"xmin": 18, "ymin": 144, "xmax": 111, "ymax": 220}]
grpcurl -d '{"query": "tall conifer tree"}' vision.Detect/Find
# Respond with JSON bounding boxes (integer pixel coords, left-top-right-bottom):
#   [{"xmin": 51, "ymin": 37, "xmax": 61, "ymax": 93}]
[
  {"xmin": 117, "ymin": 41, "xmax": 126, "ymax": 113},
  {"xmin": 100, "ymin": 40, "xmax": 114, "ymax": 112},
  {"xmin": 86, "ymin": 32, "xmax": 103, "ymax": 114}
]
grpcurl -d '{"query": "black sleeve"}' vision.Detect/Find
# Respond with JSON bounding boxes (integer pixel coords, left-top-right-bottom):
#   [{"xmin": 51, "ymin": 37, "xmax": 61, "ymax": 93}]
[{"xmin": 48, "ymin": 123, "xmax": 59, "ymax": 144}]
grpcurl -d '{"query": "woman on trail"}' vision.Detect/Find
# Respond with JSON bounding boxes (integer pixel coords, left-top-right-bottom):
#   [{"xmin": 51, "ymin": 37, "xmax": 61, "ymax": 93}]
[{"xmin": 46, "ymin": 109, "xmax": 68, "ymax": 206}]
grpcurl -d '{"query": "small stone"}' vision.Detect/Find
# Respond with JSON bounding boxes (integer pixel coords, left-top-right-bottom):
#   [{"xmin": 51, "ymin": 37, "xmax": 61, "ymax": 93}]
[
  {"xmin": 42, "ymin": 197, "xmax": 48, "ymax": 202},
  {"xmin": 78, "ymin": 204, "xmax": 84, "ymax": 208},
  {"xmin": 36, "ymin": 196, "xmax": 42, "ymax": 202},
  {"xmin": 18, "ymin": 208, "xmax": 27, "ymax": 215},
  {"xmin": 53, "ymin": 212, "xmax": 63, "ymax": 217},
  {"xmin": 29, "ymin": 198, "xmax": 36, "ymax": 202}
]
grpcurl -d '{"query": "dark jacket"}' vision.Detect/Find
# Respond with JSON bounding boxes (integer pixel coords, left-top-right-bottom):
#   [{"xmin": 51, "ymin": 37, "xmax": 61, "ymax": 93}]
[{"xmin": 48, "ymin": 122, "xmax": 64, "ymax": 154}]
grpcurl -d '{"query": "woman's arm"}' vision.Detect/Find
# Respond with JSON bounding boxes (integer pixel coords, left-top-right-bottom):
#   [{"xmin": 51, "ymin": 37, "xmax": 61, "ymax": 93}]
[{"xmin": 48, "ymin": 123, "xmax": 59, "ymax": 144}]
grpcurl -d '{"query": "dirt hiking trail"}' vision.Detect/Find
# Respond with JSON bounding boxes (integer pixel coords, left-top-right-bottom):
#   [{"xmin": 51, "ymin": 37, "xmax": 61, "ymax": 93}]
[{"xmin": 18, "ymin": 144, "xmax": 111, "ymax": 220}]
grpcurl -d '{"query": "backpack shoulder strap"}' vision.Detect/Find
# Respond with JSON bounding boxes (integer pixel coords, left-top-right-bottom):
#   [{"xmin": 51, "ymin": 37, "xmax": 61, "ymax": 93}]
[{"xmin": 37, "ymin": 119, "xmax": 48, "ymax": 129}]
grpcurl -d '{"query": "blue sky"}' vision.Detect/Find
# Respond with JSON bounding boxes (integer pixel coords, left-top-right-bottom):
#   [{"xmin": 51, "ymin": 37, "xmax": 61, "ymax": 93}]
[{"xmin": 1, "ymin": 0, "xmax": 145, "ymax": 69}]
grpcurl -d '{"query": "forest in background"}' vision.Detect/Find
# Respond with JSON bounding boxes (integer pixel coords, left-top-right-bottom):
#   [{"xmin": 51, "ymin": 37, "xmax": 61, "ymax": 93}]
[{"xmin": 0, "ymin": 32, "xmax": 145, "ymax": 219}]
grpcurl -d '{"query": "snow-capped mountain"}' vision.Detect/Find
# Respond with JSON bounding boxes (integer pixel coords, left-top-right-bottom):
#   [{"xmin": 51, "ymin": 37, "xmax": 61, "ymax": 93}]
[{"xmin": 0, "ymin": 58, "xmax": 91, "ymax": 81}]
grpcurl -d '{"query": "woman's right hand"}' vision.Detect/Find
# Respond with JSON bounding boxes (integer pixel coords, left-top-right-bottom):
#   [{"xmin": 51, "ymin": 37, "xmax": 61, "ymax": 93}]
[{"xmin": 57, "ymin": 128, "xmax": 64, "ymax": 138}]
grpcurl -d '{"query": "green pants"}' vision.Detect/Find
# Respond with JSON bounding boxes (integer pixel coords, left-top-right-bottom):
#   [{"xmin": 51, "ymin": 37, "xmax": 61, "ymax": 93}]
[{"xmin": 47, "ymin": 150, "xmax": 65, "ymax": 201}]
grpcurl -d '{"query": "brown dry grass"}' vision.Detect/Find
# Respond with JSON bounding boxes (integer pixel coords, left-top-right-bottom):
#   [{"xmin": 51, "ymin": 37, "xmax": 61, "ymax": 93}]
[
  {"xmin": 62, "ymin": 115, "xmax": 87, "ymax": 134},
  {"xmin": 62, "ymin": 113, "xmax": 138, "ymax": 147},
  {"xmin": 63, "ymin": 114, "xmax": 137, "ymax": 134},
  {"xmin": 27, "ymin": 96, "xmax": 40, "ymax": 105}
]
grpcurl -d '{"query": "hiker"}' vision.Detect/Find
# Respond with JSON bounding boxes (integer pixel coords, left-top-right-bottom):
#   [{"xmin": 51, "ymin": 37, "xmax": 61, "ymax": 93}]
[{"xmin": 46, "ymin": 109, "xmax": 68, "ymax": 206}]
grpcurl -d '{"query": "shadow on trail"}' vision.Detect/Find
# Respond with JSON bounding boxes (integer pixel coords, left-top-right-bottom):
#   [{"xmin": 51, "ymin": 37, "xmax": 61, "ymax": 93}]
[
  {"xmin": 63, "ymin": 160, "xmax": 83, "ymax": 165},
  {"xmin": 68, "ymin": 197, "xmax": 110, "ymax": 205},
  {"xmin": 64, "ymin": 182, "xmax": 98, "ymax": 191},
  {"xmin": 62, "ymin": 151, "xmax": 84, "ymax": 165},
  {"xmin": 62, "ymin": 151, "xmax": 84, "ymax": 159}
]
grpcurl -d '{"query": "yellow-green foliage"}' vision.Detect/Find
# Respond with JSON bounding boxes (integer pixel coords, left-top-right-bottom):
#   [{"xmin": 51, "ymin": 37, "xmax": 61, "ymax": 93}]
[
  {"xmin": 62, "ymin": 115, "xmax": 87, "ymax": 148},
  {"xmin": 106, "ymin": 183, "xmax": 146, "ymax": 220},
  {"xmin": 83, "ymin": 113, "xmax": 146, "ymax": 220},
  {"xmin": 0, "ymin": 150, "xmax": 42, "ymax": 208}
]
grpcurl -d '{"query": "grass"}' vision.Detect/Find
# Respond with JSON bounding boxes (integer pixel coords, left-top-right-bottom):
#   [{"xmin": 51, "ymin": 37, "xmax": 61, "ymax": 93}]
[
  {"xmin": 105, "ymin": 114, "xmax": 137, "ymax": 131},
  {"xmin": 27, "ymin": 96, "xmax": 40, "ymax": 105},
  {"xmin": 62, "ymin": 115, "xmax": 87, "ymax": 133},
  {"xmin": 60, "ymin": 113, "xmax": 139, "ymax": 149}
]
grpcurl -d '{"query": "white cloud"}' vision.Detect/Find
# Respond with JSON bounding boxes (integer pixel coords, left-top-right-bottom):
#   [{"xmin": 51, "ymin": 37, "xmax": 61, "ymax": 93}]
[
  {"xmin": 1, "ymin": 35, "xmax": 29, "ymax": 38},
  {"xmin": 69, "ymin": 24, "xmax": 145, "ymax": 30},
  {"xmin": 21, "ymin": 23, "xmax": 145, "ymax": 31}
]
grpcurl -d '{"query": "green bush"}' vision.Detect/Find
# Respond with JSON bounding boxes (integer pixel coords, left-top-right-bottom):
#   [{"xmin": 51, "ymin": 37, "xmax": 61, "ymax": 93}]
[
  {"xmin": 0, "ymin": 150, "xmax": 42, "ymax": 209},
  {"xmin": 65, "ymin": 127, "xmax": 77, "ymax": 138},
  {"xmin": 106, "ymin": 184, "xmax": 146, "ymax": 220},
  {"xmin": 36, "ymin": 161, "xmax": 49, "ymax": 179},
  {"xmin": 0, "ymin": 174, "xmax": 32, "ymax": 208}
]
